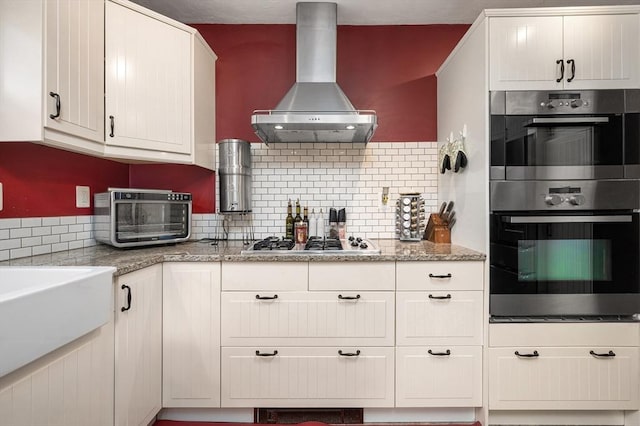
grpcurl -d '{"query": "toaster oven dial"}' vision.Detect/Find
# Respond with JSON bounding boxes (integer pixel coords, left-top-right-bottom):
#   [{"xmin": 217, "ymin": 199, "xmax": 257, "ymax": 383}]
[
  {"xmin": 570, "ymin": 99, "xmax": 585, "ymax": 108},
  {"xmin": 544, "ymin": 194, "xmax": 563, "ymax": 206}
]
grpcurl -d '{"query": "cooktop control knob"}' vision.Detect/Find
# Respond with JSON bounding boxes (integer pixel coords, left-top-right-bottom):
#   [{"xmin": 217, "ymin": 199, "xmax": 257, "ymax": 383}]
[
  {"xmin": 359, "ymin": 242, "xmax": 368, "ymax": 249},
  {"xmin": 568, "ymin": 195, "xmax": 586, "ymax": 206},
  {"xmin": 350, "ymin": 240, "xmax": 359, "ymax": 247},
  {"xmin": 544, "ymin": 194, "xmax": 563, "ymax": 206},
  {"xmin": 541, "ymin": 100, "xmax": 557, "ymax": 109}
]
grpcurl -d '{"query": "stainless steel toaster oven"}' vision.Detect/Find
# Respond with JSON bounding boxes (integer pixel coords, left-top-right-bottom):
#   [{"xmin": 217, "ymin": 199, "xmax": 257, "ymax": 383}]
[{"xmin": 94, "ymin": 189, "xmax": 192, "ymax": 248}]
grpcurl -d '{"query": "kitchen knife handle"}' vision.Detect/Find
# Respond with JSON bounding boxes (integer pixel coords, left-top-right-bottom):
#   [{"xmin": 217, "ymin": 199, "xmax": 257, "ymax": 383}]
[
  {"xmin": 556, "ymin": 59, "xmax": 564, "ymax": 82},
  {"xmin": 428, "ymin": 294, "xmax": 452, "ymax": 300},
  {"xmin": 109, "ymin": 115, "xmax": 115, "ymax": 137},
  {"xmin": 428, "ymin": 273, "xmax": 452, "ymax": 279},
  {"xmin": 567, "ymin": 59, "xmax": 575, "ymax": 82},
  {"xmin": 121, "ymin": 284, "xmax": 132, "ymax": 312},
  {"xmin": 515, "ymin": 350, "xmax": 539, "ymax": 358},
  {"xmin": 255, "ymin": 350, "xmax": 278, "ymax": 357},
  {"xmin": 428, "ymin": 349, "xmax": 451, "ymax": 356},
  {"xmin": 338, "ymin": 350, "xmax": 361, "ymax": 357},
  {"xmin": 590, "ymin": 350, "xmax": 616, "ymax": 358},
  {"xmin": 49, "ymin": 92, "xmax": 61, "ymax": 119},
  {"xmin": 255, "ymin": 294, "xmax": 278, "ymax": 300},
  {"xmin": 338, "ymin": 294, "xmax": 361, "ymax": 300}
]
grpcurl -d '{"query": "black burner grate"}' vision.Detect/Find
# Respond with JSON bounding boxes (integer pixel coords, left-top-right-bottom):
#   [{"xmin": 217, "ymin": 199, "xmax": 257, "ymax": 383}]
[{"xmin": 252, "ymin": 236, "xmax": 295, "ymax": 251}]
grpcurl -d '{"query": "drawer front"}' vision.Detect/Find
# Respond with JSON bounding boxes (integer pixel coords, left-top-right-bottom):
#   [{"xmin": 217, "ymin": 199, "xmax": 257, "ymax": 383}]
[
  {"xmin": 396, "ymin": 291, "xmax": 483, "ymax": 346},
  {"xmin": 221, "ymin": 262, "xmax": 307, "ymax": 291},
  {"xmin": 308, "ymin": 262, "xmax": 395, "ymax": 291},
  {"xmin": 221, "ymin": 292, "xmax": 394, "ymax": 346},
  {"xmin": 396, "ymin": 346, "xmax": 482, "ymax": 407},
  {"xmin": 489, "ymin": 323, "xmax": 640, "ymax": 347},
  {"xmin": 221, "ymin": 347, "xmax": 395, "ymax": 407},
  {"xmin": 489, "ymin": 347, "xmax": 640, "ymax": 410},
  {"xmin": 396, "ymin": 261, "xmax": 483, "ymax": 291}
]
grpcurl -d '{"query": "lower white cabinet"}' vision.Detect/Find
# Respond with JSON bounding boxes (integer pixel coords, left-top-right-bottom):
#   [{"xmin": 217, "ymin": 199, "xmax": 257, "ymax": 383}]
[
  {"xmin": 221, "ymin": 291, "xmax": 395, "ymax": 346},
  {"xmin": 163, "ymin": 262, "xmax": 221, "ymax": 407},
  {"xmin": 396, "ymin": 346, "xmax": 482, "ymax": 407},
  {"xmin": 0, "ymin": 321, "xmax": 114, "ymax": 426},
  {"xmin": 114, "ymin": 264, "xmax": 162, "ymax": 426},
  {"xmin": 489, "ymin": 346, "xmax": 639, "ymax": 410},
  {"xmin": 221, "ymin": 347, "xmax": 395, "ymax": 407}
]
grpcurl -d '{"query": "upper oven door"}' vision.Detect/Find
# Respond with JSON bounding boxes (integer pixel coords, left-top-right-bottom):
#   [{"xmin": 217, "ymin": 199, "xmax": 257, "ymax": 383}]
[
  {"xmin": 490, "ymin": 211, "xmax": 640, "ymax": 297},
  {"xmin": 490, "ymin": 90, "xmax": 626, "ymax": 181}
]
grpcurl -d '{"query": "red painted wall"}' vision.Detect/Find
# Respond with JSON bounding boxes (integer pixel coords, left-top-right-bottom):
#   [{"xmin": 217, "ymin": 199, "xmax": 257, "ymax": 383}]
[
  {"xmin": 1, "ymin": 24, "xmax": 468, "ymax": 219},
  {"xmin": 194, "ymin": 24, "xmax": 469, "ymax": 142}
]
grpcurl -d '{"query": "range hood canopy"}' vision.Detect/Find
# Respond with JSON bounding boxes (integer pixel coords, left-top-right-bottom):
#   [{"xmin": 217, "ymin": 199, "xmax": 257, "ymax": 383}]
[{"xmin": 251, "ymin": 2, "xmax": 377, "ymax": 145}]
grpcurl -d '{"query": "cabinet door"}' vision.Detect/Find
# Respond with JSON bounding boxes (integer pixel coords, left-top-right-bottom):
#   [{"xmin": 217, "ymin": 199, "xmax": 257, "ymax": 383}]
[
  {"xmin": 105, "ymin": 1, "xmax": 191, "ymax": 155},
  {"xmin": 163, "ymin": 262, "xmax": 221, "ymax": 408},
  {"xmin": 396, "ymin": 346, "xmax": 482, "ymax": 407},
  {"xmin": 564, "ymin": 14, "xmax": 640, "ymax": 89},
  {"xmin": 396, "ymin": 291, "xmax": 482, "ymax": 346},
  {"xmin": 396, "ymin": 261, "xmax": 483, "ymax": 291},
  {"xmin": 0, "ymin": 322, "xmax": 114, "ymax": 426},
  {"xmin": 193, "ymin": 34, "xmax": 217, "ymax": 171},
  {"xmin": 222, "ymin": 291, "xmax": 395, "ymax": 346},
  {"xmin": 489, "ymin": 16, "xmax": 564, "ymax": 90},
  {"xmin": 489, "ymin": 346, "xmax": 639, "ymax": 410},
  {"xmin": 44, "ymin": 0, "xmax": 104, "ymax": 143},
  {"xmin": 114, "ymin": 265, "xmax": 162, "ymax": 426},
  {"xmin": 221, "ymin": 347, "xmax": 395, "ymax": 407}
]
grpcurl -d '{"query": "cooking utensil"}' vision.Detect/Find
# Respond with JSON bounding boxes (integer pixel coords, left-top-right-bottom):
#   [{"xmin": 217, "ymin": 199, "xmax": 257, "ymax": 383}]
[
  {"xmin": 448, "ymin": 218, "xmax": 456, "ymax": 229},
  {"xmin": 438, "ymin": 202, "xmax": 447, "ymax": 217},
  {"xmin": 442, "ymin": 201, "xmax": 455, "ymax": 220}
]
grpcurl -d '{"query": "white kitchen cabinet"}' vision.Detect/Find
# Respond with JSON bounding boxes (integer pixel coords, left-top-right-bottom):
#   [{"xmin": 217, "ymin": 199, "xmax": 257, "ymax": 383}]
[
  {"xmin": 221, "ymin": 262, "xmax": 308, "ymax": 291},
  {"xmin": 396, "ymin": 261, "xmax": 484, "ymax": 291},
  {"xmin": 489, "ymin": 13, "xmax": 640, "ymax": 90},
  {"xmin": 396, "ymin": 290, "xmax": 483, "ymax": 346},
  {"xmin": 105, "ymin": 0, "xmax": 191, "ymax": 159},
  {"xmin": 488, "ymin": 346, "xmax": 639, "ymax": 410},
  {"xmin": 163, "ymin": 262, "xmax": 221, "ymax": 408},
  {"xmin": 221, "ymin": 346, "xmax": 395, "ymax": 408},
  {"xmin": 222, "ymin": 291, "xmax": 395, "ymax": 346},
  {"xmin": 396, "ymin": 346, "xmax": 482, "ymax": 407},
  {"xmin": 0, "ymin": 0, "xmax": 105, "ymax": 154},
  {"xmin": 0, "ymin": 320, "xmax": 114, "ymax": 426},
  {"xmin": 114, "ymin": 264, "xmax": 162, "ymax": 426},
  {"xmin": 308, "ymin": 261, "xmax": 395, "ymax": 291}
]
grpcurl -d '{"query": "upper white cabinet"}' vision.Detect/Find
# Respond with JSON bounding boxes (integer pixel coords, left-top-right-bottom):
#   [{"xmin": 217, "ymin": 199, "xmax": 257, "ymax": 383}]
[
  {"xmin": 0, "ymin": 0, "xmax": 105, "ymax": 154},
  {"xmin": 489, "ymin": 13, "xmax": 640, "ymax": 90},
  {"xmin": 105, "ymin": 0, "xmax": 191, "ymax": 159}
]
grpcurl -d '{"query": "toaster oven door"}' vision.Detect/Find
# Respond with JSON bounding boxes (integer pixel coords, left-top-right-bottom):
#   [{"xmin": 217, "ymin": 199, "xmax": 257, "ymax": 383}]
[{"xmin": 114, "ymin": 201, "xmax": 190, "ymax": 243}]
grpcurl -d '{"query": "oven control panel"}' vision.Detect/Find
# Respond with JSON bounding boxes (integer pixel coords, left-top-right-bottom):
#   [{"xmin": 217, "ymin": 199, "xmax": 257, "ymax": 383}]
[
  {"xmin": 545, "ymin": 187, "xmax": 585, "ymax": 207},
  {"xmin": 540, "ymin": 93, "xmax": 590, "ymax": 110}
]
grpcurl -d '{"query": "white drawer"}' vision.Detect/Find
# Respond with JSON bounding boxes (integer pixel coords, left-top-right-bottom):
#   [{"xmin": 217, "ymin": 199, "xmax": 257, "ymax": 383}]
[
  {"xmin": 308, "ymin": 262, "xmax": 395, "ymax": 291},
  {"xmin": 221, "ymin": 262, "xmax": 307, "ymax": 291},
  {"xmin": 396, "ymin": 346, "xmax": 482, "ymax": 407},
  {"xmin": 396, "ymin": 291, "xmax": 483, "ymax": 346},
  {"xmin": 221, "ymin": 346, "xmax": 395, "ymax": 407},
  {"xmin": 221, "ymin": 291, "xmax": 394, "ymax": 346},
  {"xmin": 489, "ymin": 346, "xmax": 639, "ymax": 410},
  {"xmin": 396, "ymin": 261, "xmax": 483, "ymax": 291},
  {"xmin": 489, "ymin": 323, "xmax": 640, "ymax": 347}
]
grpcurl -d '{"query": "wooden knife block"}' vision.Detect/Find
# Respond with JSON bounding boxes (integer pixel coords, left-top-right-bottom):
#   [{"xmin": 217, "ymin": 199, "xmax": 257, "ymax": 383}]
[{"xmin": 424, "ymin": 214, "xmax": 451, "ymax": 244}]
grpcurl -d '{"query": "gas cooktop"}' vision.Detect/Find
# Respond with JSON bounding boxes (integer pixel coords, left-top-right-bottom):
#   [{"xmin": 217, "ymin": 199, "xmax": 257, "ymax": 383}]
[{"xmin": 241, "ymin": 236, "xmax": 381, "ymax": 255}]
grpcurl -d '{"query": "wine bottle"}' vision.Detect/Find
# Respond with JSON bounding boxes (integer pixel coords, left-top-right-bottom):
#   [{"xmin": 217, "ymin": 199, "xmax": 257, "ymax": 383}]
[{"xmin": 285, "ymin": 199, "xmax": 294, "ymax": 239}]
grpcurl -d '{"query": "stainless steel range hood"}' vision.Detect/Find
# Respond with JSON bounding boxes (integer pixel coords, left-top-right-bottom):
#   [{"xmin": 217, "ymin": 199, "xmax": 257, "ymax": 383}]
[{"xmin": 251, "ymin": 2, "xmax": 377, "ymax": 145}]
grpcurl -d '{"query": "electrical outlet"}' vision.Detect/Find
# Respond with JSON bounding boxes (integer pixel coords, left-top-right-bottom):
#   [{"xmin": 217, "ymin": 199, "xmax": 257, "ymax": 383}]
[
  {"xmin": 0, "ymin": 182, "xmax": 3, "ymax": 211},
  {"xmin": 76, "ymin": 186, "xmax": 90, "ymax": 208}
]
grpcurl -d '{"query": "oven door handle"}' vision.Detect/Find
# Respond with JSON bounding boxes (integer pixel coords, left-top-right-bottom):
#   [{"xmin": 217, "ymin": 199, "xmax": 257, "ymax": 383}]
[
  {"xmin": 524, "ymin": 117, "xmax": 609, "ymax": 126},
  {"xmin": 503, "ymin": 215, "xmax": 633, "ymax": 224}
]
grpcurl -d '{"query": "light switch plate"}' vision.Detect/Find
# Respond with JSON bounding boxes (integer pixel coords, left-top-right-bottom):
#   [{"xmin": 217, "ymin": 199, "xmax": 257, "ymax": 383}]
[
  {"xmin": 0, "ymin": 182, "xmax": 3, "ymax": 211},
  {"xmin": 76, "ymin": 186, "xmax": 90, "ymax": 208}
]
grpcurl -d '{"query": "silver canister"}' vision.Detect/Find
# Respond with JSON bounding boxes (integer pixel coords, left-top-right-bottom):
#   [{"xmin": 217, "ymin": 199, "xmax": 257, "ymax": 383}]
[{"xmin": 218, "ymin": 139, "xmax": 252, "ymax": 213}]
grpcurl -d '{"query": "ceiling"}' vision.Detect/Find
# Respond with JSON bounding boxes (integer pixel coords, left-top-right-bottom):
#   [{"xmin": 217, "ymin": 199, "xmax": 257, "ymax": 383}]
[{"xmin": 130, "ymin": 0, "xmax": 640, "ymax": 25}]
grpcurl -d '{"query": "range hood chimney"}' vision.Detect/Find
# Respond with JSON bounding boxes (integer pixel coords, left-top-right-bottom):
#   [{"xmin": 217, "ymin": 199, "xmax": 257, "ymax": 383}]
[{"xmin": 251, "ymin": 2, "xmax": 377, "ymax": 145}]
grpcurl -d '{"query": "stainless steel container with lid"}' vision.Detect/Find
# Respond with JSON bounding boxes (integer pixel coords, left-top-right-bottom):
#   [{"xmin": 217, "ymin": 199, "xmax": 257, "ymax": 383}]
[
  {"xmin": 396, "ymin": 193, "xmax": 426, "ymax": 241},
  {"xmin": 218, "ymin": 139, "xmax": 252, "ymax": 213}
]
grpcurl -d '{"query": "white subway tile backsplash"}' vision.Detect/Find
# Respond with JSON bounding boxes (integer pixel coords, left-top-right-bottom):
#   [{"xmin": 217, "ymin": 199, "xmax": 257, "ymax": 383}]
[
  {"xmin": 0, "ymin": 219, "xmax": 21, "ymax": 229},
  {"xmin": 42, "ymin": 217, "xmax": 61, "ymax": 226},
  {"xmin": 21, "ymin": 218, "xmax": 42, "ymax": 227},
  {"xmin": 10, "ymin": 228, "xmax": 31, "ymax": 239},
  {"xmin": 11, "ymin": 247, "xmax": 32, "ymax": 258}
]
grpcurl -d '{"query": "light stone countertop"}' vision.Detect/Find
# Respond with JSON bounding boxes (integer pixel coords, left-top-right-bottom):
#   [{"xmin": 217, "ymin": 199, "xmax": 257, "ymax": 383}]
[{"xmin": 1, "ymin": 239, "xmax": 485, "ymax": 276}]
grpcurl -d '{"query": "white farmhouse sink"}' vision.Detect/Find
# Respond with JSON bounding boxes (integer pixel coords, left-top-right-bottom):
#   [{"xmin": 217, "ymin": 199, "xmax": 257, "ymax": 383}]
[{"xmin": 0, "ymin": 266, "xmax": 116, "ymax": 377}]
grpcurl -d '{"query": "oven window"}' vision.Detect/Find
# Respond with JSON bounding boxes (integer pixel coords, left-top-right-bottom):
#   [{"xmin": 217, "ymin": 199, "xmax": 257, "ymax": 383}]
[
  {"xmin": 517, "ymin": 239, "xmax": 611, "ymax": 282},
  {"xmin": 115, "ymin": 202, "xmax": 189, "ymax": 242},
  {"xmin": 503, "ymin": 115, "xmax": 623, "ymax": 167}
]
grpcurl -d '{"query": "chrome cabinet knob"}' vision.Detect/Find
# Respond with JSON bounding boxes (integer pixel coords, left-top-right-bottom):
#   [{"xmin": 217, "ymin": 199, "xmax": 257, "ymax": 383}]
[
  {"xmin": 570, "ymin": 99, "xmax": 584, "ymax": 108},
  {"xmin": 544, "ymin": 194, "xmax": 563, "ymax": 206}
]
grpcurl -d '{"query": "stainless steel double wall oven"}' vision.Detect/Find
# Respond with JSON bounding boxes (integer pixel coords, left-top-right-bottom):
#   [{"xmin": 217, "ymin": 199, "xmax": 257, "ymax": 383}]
[{"xmin": 490, "ymin": 90, "xmax": 640, "ymax": 319}]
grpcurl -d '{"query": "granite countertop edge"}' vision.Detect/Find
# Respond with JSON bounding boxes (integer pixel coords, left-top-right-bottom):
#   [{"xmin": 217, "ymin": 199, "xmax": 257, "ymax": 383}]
[{"xmin": 1, "ymin": 239, "xmax": 486, "ymax": 276}]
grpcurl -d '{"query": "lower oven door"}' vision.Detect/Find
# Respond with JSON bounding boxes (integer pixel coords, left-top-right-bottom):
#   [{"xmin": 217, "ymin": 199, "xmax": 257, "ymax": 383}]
[{"xmin": 490, "ymin": 212, "xmax": 640, "ymax": 317}]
